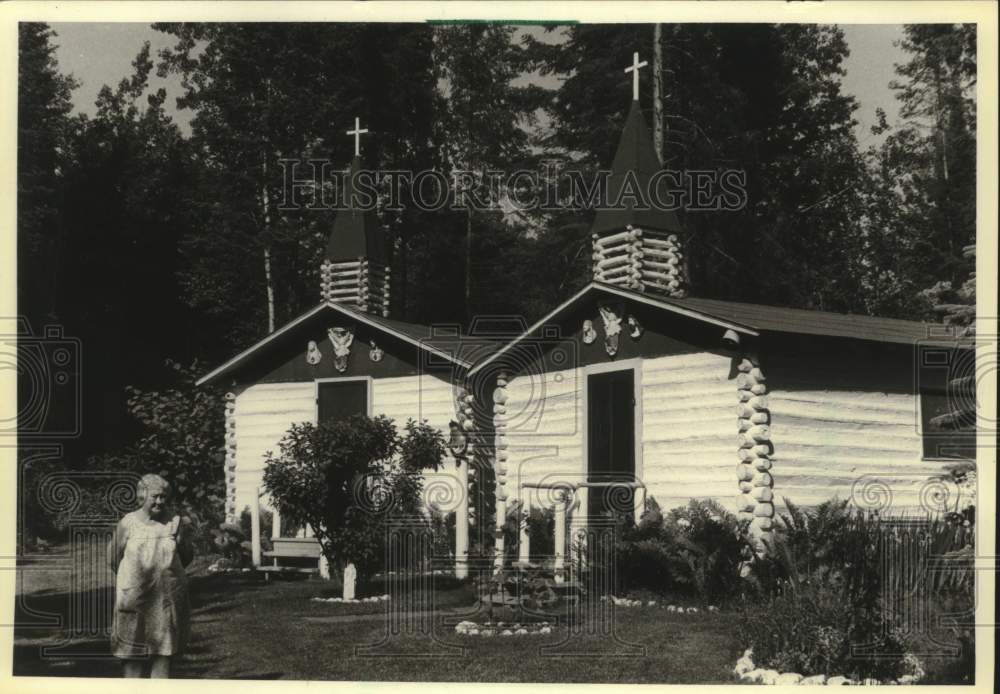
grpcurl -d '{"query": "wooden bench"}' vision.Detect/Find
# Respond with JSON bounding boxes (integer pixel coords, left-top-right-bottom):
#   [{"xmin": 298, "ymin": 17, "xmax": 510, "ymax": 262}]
[{"xmin": 260, "ymin": 537, "xmax": 322, "ymax": 579}]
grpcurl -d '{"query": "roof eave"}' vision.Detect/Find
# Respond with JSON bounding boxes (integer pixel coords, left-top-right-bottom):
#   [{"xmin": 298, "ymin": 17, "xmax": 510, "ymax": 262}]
[
  {"xmin": 196, "ymin": 302, "xmax": 471, "ymax": 388},
  {"xmin": 467, "ymin": 282, "xmax": 759, "ymax": 377}
]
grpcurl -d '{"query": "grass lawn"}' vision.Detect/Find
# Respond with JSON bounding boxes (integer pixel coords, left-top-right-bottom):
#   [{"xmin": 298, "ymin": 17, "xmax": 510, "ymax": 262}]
[{"xmin": 14, "ymin": 544, "xmax": 742, "ymax": 682}]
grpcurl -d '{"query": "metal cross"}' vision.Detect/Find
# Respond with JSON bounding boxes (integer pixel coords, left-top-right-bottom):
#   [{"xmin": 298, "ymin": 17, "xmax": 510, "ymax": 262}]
[
  {"xmin": 346, "ymin": 117, "xmax": 369, "ymax": 157},
  {"xmin": 624, "ymin": 51, "xmax": 648, "ymax": 101}
]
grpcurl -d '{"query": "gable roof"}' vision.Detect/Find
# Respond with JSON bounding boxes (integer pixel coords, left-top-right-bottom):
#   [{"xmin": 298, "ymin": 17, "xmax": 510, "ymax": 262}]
[
  {"xmin": 468, "ymin": 282, "xmax": 759, "ymax": 376},
  {"xmin": 591, "ymin": 101, "xmax": 682, "ymax": 236},
  {"xmin": 196, "ymin": 302, "xmax": 482, "ymax": 386},
  {"xmin": 467, "ymin": 282, "xmax": 934, "ymax": 377}
]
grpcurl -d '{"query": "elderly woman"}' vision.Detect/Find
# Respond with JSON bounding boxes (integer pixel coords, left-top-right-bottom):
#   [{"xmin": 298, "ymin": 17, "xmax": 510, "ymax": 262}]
[{"xmin": 107, "ymin": 474, "xmax": 193, "ymax": 678}]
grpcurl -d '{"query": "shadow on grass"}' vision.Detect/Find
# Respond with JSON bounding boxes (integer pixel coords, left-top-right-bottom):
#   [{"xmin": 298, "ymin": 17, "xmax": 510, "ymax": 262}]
[{"xmin": 12, "ymin": 573, "xmax": 286, "ymax": 680}]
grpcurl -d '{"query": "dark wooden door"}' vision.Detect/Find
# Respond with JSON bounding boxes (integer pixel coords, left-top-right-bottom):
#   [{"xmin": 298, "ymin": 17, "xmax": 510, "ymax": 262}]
[
  {"xmin": 586, "ymin": 369, "xmax": 636, "ymax": 518},
  {"xmin": 317, "ymin": 380, "xmax": 368, "ymax": 425},
  {"xmin": 586, "ymin": 369, "xmax": 635, "ymax": 594}
]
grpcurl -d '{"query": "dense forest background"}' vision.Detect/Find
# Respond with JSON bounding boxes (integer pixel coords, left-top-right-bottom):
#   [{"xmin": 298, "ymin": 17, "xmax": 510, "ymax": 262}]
[{"xmin": 16, "ymin": 23, "xmax": 977, "ymax": 531}]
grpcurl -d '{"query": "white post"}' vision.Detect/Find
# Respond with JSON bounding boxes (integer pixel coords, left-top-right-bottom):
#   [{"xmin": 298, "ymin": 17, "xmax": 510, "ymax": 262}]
[
  {"xmin": 554, "ymin": 494, "xmax": 567, "ymax": 583},
  {"xmin": 570, "ymin": 487, "xmax": 588, "ymax": 575},
  {"xmin": 455, "ymin": 460, "xmax": 469, "ymax": 579},
  {"xmin": 271, "ymin": 505, "xmax": 281, "ymax": 539},
  {"xmin": 518, "ymin": 485, "xmax": 531, "ymax": 565},
  {"xmin": 250, "ymin": 487, "xmax": 262, "ymax": 567},
  {"xmin": 493, "ymin": 372, "xmax": 510, "ymax": 571}
]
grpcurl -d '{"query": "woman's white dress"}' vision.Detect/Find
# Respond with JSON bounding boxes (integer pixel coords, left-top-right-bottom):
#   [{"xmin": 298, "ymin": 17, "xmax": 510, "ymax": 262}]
[{"xmin": 111, "ymin": 511, "xmax": 191, "ymax": 658}]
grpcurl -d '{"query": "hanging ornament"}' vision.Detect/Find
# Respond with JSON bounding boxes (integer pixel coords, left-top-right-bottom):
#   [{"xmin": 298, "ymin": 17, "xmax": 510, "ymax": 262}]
[
  {"xmin": 582, "ymin": 319, "xmax": 598, "ymax": 345},
  {"xmin": 369, "ymin": 339, "xmax": 383, "ymax": 363},
  {"xmin": 306, "ymin": 340, "xmax": 322, "ymax": 365},
  {"xmin": 599, "ymin": 304, "xmax": 623, "ymax": 357},
  {"xmin": 446, "ymin": 419, "xmax": 469, "ymax": 462},
  {"xmin": 627, "ymin": 315, "xmax": 644, "ymax": 340},
  {"xmin": 327, "ymin": 327, "xmax": 354, "ymax": 373}
]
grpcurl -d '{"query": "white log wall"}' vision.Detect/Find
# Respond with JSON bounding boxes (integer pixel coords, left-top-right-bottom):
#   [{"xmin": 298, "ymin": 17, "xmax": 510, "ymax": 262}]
[
  {"xmin": 505, "ymin": 352, "xmax": 741, "ymax": 515},
  {"xmin": 505, "ymin": 351, "xmax": 934, "ymax": 518},
  {"xmin": 232, "ymin": 375, "xmax": 463, "ymax": 518},
  {"xmin": 373, "ymin": 375, "xmax": 464, "ymax": 513},
  {"xmin": 768, "ymin": 388, "xmax": 935, "ymax": 512},
  {"xmin": 232, "ymin": 382, "xmax": 314, "ymax": 515}
]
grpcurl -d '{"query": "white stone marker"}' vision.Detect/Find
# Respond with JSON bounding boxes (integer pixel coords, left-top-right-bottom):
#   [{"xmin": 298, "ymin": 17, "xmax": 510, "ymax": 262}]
[{"xmin": 343, "ymin": 562, "xmax": 357, "ymax": 601}]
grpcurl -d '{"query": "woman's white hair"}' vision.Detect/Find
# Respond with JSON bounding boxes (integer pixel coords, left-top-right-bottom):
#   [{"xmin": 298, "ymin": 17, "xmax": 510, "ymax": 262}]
[{"xmin": 136, "ymin": 473, "xmax": 170, "ymax": 504}]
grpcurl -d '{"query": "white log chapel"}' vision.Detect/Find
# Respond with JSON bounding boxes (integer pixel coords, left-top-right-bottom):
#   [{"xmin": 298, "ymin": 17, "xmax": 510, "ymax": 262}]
[{"xmin": 197, "ymin": 53, "xmax": 972, "ymax": 578}]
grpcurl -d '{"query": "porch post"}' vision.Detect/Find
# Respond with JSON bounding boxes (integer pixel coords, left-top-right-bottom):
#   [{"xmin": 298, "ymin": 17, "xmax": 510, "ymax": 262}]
[
  {"xmin": 455, "ymin": 458, "xmax": 469, "ymax": 579},
  {"xmin": 271, "ymin": 505, "xmax": 281, "ymax": 539},
  {"xmin": 224, "ymin": 392, "xmax": 238, "ymax": 523},
  {"xmin": 250, "ymin": 487, "xmax": 262, "ymax": 567},
  {"xmin": 553, "ymin": 492, "xmax": 567, "ymax": 583},
  {"xmin": 453, "ymin": 387, "xmax": 475, "ymax": 579},
  {"xmin": 518, "ymin": 485, "xmax": 531, "ymax": 564},
  {"xmin": 493, "ymin": 371, "xmax": 510, "ymax": 571}
]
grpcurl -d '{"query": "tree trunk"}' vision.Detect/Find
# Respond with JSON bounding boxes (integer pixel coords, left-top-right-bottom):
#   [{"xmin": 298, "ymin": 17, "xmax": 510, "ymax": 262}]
[
  {"xmin": 263, "ymin": 246, "xmax": 276, "ymax": 334},
  {"xmin": 653, "ymin": 23, "xmax": 664, "ymax": 165},
  {"xmin": 261, "ymin": 159, "xmax": 276, "ymax": 334},
  {"xmin": 464, "ymin": 206, "xmax": 473, "ymax": 325}
]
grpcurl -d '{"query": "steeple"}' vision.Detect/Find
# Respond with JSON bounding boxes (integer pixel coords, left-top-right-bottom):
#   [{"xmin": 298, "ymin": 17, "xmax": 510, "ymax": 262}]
[
  {"xmin": 320, "ymin": 118, "xmax": 391, "ymax": 316},
  {"xmin": 591, "ymin": 53, "xmax": 685, "ymax": 298}
]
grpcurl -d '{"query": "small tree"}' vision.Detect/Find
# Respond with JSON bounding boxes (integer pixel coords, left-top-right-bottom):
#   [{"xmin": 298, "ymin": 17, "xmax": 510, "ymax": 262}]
[{"xmin": 263, "ymin": 415, "xmax": 445, "ymax": 583}]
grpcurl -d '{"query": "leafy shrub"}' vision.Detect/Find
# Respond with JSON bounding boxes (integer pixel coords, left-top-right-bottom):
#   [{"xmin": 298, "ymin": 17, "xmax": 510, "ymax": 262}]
[
  {"xmin": 741, "ymin": 496, "xmax": 975, "ymax": 682},
  {"xmin": 211, "ymin": 521, "xmax": 250, "ymax": 567},
  {"xmin": 429, "ymin": 509, "xmax": 455, "ymax": 561},
  {"xmin": 738, "ymin": 567, "xmax": 905, "ymax": 680},
  {"xmin": 575, "ymin": 497, "xmax": 752, "ymax": 602},
  {"xmin": 125, "ymin": 360, "xmax": 226, "ymax": 523},
  {"xmin": 526, "ymin": 506, "xmax": 556, "ymax": 562},
  {"xmin": 20, "ymin": 361, "xmax": 226, "ymax": 552},
  {"xmin": 263, "ymin": 414, "xmax": 446, "ymax": 583},
  {"xmin": 665, "ymin": 499, "xmax": 752, "ymax": 601},
  {"xmin": 238, "ymin": 505, "xmax": 273, "ymax": 553}
]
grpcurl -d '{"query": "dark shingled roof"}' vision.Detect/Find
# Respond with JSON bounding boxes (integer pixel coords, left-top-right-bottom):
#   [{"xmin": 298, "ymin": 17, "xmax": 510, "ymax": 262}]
[
  {"xmin": 326, "ymin": 155, "xmax": 387, "ymax": 263},
  {"xmin": 591, "ymin": 101, "xmax": 682, "ymax": 236},
  {"xmin": 661, "ymin": 294, "xmax": 934, "ymax": 345},
  {"xmin": 469, "ymin": 282, "xmax": 937, "ymax": 374}
]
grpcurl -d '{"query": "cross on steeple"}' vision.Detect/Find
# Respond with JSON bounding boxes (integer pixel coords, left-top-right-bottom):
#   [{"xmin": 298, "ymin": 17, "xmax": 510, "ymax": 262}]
[
  {"xmin": 624, "ymin": 51, "xmax": 648, "ymax": 102},
  {"xmin": 346, "ymin": 117, "xmax": 369, "ymax": 157}
]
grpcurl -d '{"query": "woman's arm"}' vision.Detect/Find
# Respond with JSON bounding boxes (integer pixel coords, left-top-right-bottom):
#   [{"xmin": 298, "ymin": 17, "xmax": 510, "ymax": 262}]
[{"xmin": 106, "ymin": 518, "xmax": 128, "ymax": 573}]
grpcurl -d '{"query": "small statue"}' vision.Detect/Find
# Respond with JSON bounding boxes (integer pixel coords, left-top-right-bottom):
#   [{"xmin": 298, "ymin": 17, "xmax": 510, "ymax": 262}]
[
  {"xmin": 327, "ymin": 327, "xmax": 354, "ymax": 373},
  {"xmin": 582, "ymin": 319, "xmax": 598, "ymax": 345},
  {"xmin": 599, "ymin": 304, "xmax": 623, "ymax": 357},
  {"xmin": 369, "ymin": 339, "xmax": 383, "ymax": 363},
  {"xmin": 343, "ymin": 562, "xmax": 357, "ymax": 601},
  {"xmin": 627, "ymin": 315, "xmax": 644, "ymax": 340},
  {"xmin": 306, "ymin": 340, "xmax": 322, "ymax": 365}
]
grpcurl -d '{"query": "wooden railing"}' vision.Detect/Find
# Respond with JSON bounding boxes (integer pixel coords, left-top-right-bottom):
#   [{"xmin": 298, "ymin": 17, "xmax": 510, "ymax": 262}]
[{"xmin": 517, "ymin": 479, "xmax": 646, "ymax": 582}]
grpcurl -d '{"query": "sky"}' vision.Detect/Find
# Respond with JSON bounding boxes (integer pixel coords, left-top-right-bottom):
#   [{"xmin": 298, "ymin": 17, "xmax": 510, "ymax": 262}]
[{"xmin": 48, "ymin": 23, "xmax": 907, "ymax": 146}]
